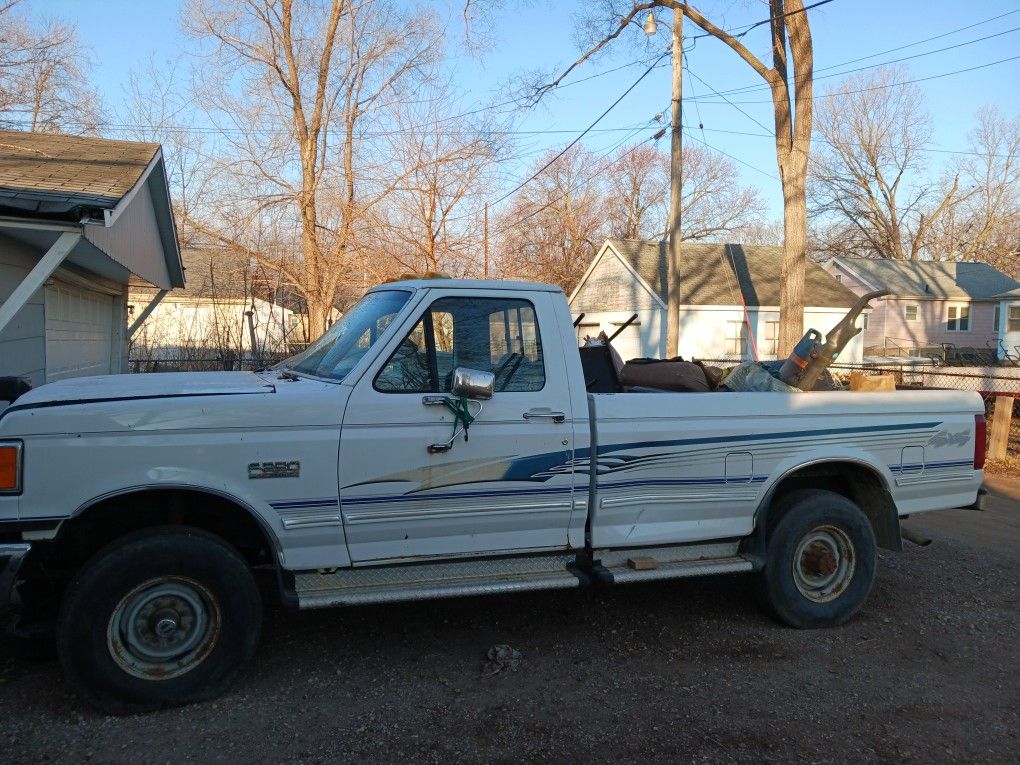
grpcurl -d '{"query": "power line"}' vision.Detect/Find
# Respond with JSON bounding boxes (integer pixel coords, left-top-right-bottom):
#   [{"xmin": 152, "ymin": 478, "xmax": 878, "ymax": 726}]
[
  {"xmin": 493, "ymin": 130, "xmax": 659, "ymax": 238},
  {"xmin": 686, "ymin": 55, "xmax": 1020, "ymax": 105},
  {"xmin": 812, "ymin": 8, "xmax": 1019, "ymax": 74},
  {"xmin": 703, "ymin": 24, "xmax": 1020, "ymax": 99},
  {"xmin": 490, "ymin": 1, "xmax": 836, "ymax": 212},
  {"xmin": 487, "ymin": 50, "xmax": 670, "ymax": 208},
  {"xmin": 706, "ymin": 8, "xmax": 1020, "ymax": 98},
  {"xmin": 0, "ymin": 116, "xmax": 676, "ymax": 138},
  {"xmin": 681, "ymin": 123, "xmax": 1013, "ymax": 158},
  {"xmin": 685, "ymin": 68, "xmax": 772, "ymax": 136},
  {"xmin": 682, "ymin": 129, "xmax": 780, "ymax": 181},
  {"xmin": 686, "ymin": 0, "xmax": 836, "ymax": 42}
]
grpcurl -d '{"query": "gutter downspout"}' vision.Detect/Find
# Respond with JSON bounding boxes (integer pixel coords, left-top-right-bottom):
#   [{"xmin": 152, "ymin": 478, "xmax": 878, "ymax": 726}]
[{"xmin": 0, "ymin": 231, "xmax": 81, "ymax": 335}]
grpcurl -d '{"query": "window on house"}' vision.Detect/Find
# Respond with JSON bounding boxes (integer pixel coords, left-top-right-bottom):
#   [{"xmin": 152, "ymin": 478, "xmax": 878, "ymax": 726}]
[
  {"xmin": 905, "ymin": 305, "xmax": 918, "ymax": 321},
  {"xmin": 947, "ymin": 305, "xmax": 970, "ymax": 332},
  {"xmin": 994, "ymin": 305, "xmax": 1001, "ymax": 333},
  {"xmin": 763, "ymin": 321, "xmax": 780, "ymax": 358},
  {"xmin": 1009, "ymin": 306, "xmax": 1020, "ymax": 333},
  {"xmin": 859, "ymin": 313, "xmax": 870, "ymax": 331},
  {"xmin": 725, "ymin": 321, "xmax": 747, "ymax": 357}
]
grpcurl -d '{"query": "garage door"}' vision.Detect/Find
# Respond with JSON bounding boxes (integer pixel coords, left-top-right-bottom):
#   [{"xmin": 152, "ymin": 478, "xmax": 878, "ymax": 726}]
[{"xmin": 45, "ymin": 282, "xmax": 115, "ymax": 382}]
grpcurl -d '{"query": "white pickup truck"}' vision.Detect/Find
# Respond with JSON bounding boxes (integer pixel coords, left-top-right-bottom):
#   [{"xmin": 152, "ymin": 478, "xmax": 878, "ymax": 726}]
[{"xmin": 0, "ymin": 278, "xmax": 986, "ymax": 712}]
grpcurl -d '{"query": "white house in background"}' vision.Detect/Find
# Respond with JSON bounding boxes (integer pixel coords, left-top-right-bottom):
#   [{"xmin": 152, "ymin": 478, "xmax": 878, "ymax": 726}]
[
  {"xmin": 569, "ymin": 239, "xmax": 865, "ymax": 363},
  {"xmin": 0, "ymin": 130, "xmax": 183, "ymax": 389},
  {"xmin": 128, "ymin": 248, "xmax": 301, "ymax": 365}
]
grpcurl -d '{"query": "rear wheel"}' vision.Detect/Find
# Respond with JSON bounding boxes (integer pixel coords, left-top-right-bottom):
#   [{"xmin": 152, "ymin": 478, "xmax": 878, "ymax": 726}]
[
  {"xmin": 759, "ymin": 489, "xmax": 876, "ymax": 628},
  {"xmin": 56, "ymin": 527, "xmax": 261, "ymax": 714}
]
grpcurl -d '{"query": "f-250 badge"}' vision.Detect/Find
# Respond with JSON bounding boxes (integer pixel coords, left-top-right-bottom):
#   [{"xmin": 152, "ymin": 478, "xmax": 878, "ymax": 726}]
[{"xmin": 248, "ymin": 461, "xmax": 301, "ymax": 479}]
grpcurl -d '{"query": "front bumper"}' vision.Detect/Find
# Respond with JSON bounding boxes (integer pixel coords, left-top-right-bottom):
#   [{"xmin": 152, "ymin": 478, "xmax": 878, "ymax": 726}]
[{"xmin": 0, "ymin": 542, "xmax": 31, "ymax": 610}]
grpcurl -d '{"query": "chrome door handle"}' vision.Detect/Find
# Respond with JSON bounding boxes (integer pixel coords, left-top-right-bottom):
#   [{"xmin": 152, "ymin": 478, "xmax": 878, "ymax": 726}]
[{"xmin": 523, "ymin": 410, "xmax": 566, "ymax": 423}]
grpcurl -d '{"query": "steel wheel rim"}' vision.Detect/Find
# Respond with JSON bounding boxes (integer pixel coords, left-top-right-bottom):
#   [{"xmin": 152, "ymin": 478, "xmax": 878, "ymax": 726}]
[
  {"xmin": 107, "ymin": 576, "xmax": 222, "ymax": 680},
  {"xmin": 791, "ymin": 525, "xmax": 856, "ymax": 603}
]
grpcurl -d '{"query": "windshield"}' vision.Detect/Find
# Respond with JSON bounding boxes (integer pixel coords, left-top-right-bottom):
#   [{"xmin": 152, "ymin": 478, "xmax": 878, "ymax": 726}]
[{"xmin": 279, "ymin": 290, "xmax": 412, "ymax": 380}]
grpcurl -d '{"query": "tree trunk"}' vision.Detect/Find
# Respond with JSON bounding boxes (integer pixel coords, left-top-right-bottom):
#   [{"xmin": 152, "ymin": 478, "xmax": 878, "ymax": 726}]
[{"xmin": 778, "ymin": 151, "xmax": 808, "ymax": 353}]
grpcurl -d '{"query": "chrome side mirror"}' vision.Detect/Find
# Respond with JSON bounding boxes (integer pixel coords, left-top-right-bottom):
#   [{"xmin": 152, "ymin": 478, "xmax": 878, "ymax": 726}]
[{"xmin": 451, "ymin": 367, "xmax": 494, "ymax": 400}]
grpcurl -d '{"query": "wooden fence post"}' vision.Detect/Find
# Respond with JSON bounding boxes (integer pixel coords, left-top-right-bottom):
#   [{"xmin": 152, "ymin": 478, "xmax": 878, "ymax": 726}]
[{"xmin": 988, "ymin": 395, "xmax": 1014, "ymax": 461}]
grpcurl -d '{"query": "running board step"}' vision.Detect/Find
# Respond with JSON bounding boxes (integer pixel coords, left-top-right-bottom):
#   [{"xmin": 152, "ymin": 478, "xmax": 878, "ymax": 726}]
[
  {"xmin": 295, "ymin": 554, "xmax": 583, "ymax": 608},
  {"xmin": 606, "ymin": 556, "xmax": 753, "ymax": 584}
]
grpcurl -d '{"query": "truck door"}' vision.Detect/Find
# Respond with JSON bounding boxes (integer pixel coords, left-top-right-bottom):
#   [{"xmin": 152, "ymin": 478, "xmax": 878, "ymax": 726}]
[{"xmin": 338, "ymin": 292, "xmax": 578, "ymax": 563}]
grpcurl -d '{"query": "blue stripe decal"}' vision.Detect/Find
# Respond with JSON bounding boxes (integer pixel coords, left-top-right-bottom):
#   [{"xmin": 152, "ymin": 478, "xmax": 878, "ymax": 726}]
[
  {"xmin": 270, "ymin": 499, "xmax": 339, "ymax": 509},
  {"xmin": 599, "ymin": 476, "xmax": 768, "ymax": 490},
  {"xmin": 342, "ymin": 485, "xmax": 574, "ymax": 506},
  {"xmin": 889, "ymin": 459, "xmax": 972, "ymax": 474},
  {"xmin": 592, "ymin": 421, "xmax": 943, "ymax": 457}
]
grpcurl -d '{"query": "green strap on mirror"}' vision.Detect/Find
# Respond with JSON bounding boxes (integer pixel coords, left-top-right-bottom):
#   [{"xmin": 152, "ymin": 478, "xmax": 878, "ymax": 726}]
[{"xmin": 442, "ymin": 395, "xmax": 475, "ymax": 442}]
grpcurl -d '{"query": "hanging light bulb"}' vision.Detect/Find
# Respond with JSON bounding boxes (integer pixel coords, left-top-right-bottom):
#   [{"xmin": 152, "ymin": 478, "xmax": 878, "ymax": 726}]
[{"xmin": 642, "ymin": 10, "xmax": 658, "ymax": 36}]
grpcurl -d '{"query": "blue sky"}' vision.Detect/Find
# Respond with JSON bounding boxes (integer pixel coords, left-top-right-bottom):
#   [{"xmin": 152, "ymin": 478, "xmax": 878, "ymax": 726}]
[{"xmin": 37, "ymin": 0, "xmax": 1020, "ymax": 219}]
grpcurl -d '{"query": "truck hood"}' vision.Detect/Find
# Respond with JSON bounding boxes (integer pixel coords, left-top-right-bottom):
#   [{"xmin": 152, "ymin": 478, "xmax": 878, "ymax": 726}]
[{"xmin": 8, "ymin": 372, "xmax": 275, "ymax": 411}]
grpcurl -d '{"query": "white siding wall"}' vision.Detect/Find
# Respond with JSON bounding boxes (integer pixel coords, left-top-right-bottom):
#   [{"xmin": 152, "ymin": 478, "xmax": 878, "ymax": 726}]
[
  {"xmin": 570, "ymin": 251, "xmax": 662, "ymax": 314},
  {"xmin": 130, "ymin": 296, "xmax": 297, "ymax": 357},
  {"xmin": 582, "ymin": 305, "xmax": 868, "ymax": 364},
  {"xmin": 574, "ymin": 309, "xmax": 666, "ymax": 360},
  {"xmin": 571, "ymin": 249, "xmax": 864, "ymax": 364},
  {"xmin": 573, "ymin": 306, "xmax": 864, "ymax": 363},
  {"xmin": 1, "ymin": 233, "xmax": 48, "ymax": 386}
]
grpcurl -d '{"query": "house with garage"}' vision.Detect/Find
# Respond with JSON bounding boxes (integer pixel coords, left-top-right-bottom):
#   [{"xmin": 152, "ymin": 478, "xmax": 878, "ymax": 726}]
[
  {"xmin": 0, "ymin": 129, "xmax": 183, "ymax": 394},
  {"xmin": 821, "ymin": 257, "xmax": 1020, "ymax": 362},
  {"xmin": 569, "ymin": 239, "xmax": 864, "ymax": 363},
  {"xmin": 128, "ymin": 248, "xmax": 301, "ymax": 369}
]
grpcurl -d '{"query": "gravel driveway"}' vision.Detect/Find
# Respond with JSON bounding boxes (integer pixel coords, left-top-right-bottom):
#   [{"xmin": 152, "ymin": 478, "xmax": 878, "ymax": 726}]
[{"xmin": 3, "ymin": 479, "xmax": 1018, "ymax": 764}]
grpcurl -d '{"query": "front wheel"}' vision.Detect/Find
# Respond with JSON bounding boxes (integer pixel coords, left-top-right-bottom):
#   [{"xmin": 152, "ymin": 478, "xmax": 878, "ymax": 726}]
[
  {"xmin": 56, "ymin": 527, "xmax": 262, "ymax": 714},
  {"xmin": 759, "ymin": 489, "xmax": 877, "ymax": 628}
]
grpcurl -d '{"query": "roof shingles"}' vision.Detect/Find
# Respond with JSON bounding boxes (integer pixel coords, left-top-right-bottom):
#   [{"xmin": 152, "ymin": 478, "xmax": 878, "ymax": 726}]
[
  {"xmin": 608, "ymin": 239, "xmax": 860, "ymax": 308},
  {"xmin": 831, "ymin": 256, "xmax": 1020, "ymax": 300},
  {"xmin": 0, "ymin": 129, "xmax": 159, "ymax": 209}
]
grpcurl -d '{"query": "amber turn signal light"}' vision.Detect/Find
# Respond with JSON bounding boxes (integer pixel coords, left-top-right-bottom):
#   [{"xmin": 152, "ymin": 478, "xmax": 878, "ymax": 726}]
[{"xmin": 0, "ymin": 443, "xmax": 21, "ymax": 492}]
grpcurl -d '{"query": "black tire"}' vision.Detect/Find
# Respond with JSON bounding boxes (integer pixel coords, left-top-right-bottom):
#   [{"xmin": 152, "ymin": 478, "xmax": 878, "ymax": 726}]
[
  {"xmin": 56, "ymin": 526, "xmax": 262, "ymax": 714},
  {"xmin": 759, "ymin": 489, "xmax": 876, "ymax": 629}
]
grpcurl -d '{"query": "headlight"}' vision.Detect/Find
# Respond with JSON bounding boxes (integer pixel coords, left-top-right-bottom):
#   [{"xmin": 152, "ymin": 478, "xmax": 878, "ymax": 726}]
[{"xmin": 0, "ymin": 441, "xmax": 22, "ymax": 493}]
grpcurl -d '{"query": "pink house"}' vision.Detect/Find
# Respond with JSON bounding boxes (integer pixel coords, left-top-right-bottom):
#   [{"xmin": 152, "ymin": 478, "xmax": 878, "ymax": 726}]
[{"xmin": 821, "ymin": 257, "xmax": 1020, "ymax": 361}]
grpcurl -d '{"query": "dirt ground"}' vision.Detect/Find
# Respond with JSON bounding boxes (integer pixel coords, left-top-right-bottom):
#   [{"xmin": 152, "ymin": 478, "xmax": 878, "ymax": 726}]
[{"xmin": 2, "ymin": 478, "xmax": 1018, "ymax": 765}]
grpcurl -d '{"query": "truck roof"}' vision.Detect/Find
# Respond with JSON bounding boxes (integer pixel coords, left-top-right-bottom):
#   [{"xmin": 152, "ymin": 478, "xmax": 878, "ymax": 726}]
[{"xmin": 370, "ymin": 277, "xmax": 564, "ymax": 293}]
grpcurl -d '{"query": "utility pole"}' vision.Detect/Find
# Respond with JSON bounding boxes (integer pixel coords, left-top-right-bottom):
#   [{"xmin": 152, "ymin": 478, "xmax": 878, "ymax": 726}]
[
  {"xmin": 665, "ymin": 6, "xmax": 683, "ymax": 358},
  {"xmin": 483, "ymin": 202, "xmax": 490, "ymax": 278}
]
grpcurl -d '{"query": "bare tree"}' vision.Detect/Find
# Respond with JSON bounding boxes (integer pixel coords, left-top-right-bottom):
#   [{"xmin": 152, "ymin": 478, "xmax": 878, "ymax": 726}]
[
  {"xmin": 605, "ymin": 142, "xmax": 764, "ymax": 241},
  {"xmin": 810, "ymin": 66, "xmax": 959, "ymax": 261},
  {"xmin": 0, "ymin": 1, "xmax": 105, "ymax": 133},
  {"xmin": 121, "ymin": 59, "xmax": 211, "ymax": 249},
  {"xmin": 496, "ymin": 145, "xmax": 610, "ymax": 291},
  {"xmin": 182, "ymin": 0, "xmax": 443, "ymax": 341},
  {"xmin": 605, "ymin": 143, "xmax": 668, "ymax": 239},
  {"xmin": 934, "ymin": 107, "xmax": 1020, "ymax": 275},
  {"xmin": 373, "ymin": 91, "xmax": 502, "ymax": 278},
  {"xmin": 527, "ymin": 0, "xmax": 817, "ymax": 353}
]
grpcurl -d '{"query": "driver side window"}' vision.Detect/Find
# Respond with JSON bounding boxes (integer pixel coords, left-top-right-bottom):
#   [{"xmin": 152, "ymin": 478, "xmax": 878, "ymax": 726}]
[{"xmin": 374, "ymin": 297, "xmax": 545, "ymax": 393}]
